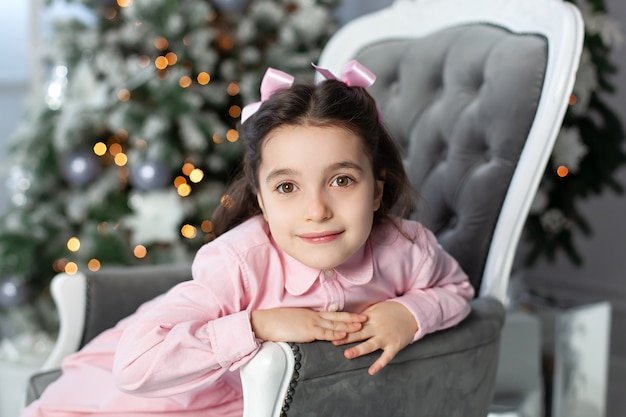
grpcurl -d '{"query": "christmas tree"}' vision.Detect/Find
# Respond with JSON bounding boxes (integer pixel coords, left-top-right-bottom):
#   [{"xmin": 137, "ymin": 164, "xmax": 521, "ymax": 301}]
[
  {"xmin": 524, "ymin": 0, "xmax": 625, "ymax": 265},
  {"xmin": 0, "ymin": 0, "xmax": 339, "ymax": 320},
  {"xmin": 0, "ymin": 0, "xmax": 624, "ymax": 330}
]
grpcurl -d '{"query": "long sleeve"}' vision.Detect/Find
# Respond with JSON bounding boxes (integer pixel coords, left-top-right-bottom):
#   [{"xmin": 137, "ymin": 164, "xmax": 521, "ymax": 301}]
[
  {"xmin": 385, "ymin": 220, "xmax": 475, "ymax": 341},
  {"xmin": 112, "ymin": 242, "xmax": 260, "ymax": 397}
]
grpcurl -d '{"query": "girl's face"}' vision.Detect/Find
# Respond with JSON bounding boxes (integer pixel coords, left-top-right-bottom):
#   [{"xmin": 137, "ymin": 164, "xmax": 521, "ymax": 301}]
[{"xmin": 256, "ymin": 124, "xmax": 384, "ymax": 270}]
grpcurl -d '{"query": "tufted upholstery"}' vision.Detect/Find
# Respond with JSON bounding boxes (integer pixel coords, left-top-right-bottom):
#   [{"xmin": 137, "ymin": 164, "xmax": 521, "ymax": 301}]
[{"xmin": 356, "ymin": 25, "xmax": 547, "ymax": 290}]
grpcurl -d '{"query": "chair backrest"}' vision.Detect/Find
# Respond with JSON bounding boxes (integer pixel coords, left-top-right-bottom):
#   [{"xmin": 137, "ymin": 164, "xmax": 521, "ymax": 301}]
[{"xmin": 317, "ymin": 0, "xmax": 583, "ymax": 303}]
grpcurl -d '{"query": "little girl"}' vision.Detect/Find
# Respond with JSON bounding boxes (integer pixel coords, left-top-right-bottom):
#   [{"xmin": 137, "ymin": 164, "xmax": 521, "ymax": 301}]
[{"xmin": 22, "ymin": 61, "xmax": 474, "ymax": 417}]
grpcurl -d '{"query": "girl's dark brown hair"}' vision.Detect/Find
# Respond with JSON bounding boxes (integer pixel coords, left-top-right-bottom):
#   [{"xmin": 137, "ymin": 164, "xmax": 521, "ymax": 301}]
[{"xmin": 210, "ymin": 79, "xmax": 413, "ymax": 238}]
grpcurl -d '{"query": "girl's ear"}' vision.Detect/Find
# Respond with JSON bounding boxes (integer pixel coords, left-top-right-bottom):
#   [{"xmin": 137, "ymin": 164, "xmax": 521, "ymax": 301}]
[{"xmin": 256, "ymin": 192, "xmax": 268, "ymax": 221}]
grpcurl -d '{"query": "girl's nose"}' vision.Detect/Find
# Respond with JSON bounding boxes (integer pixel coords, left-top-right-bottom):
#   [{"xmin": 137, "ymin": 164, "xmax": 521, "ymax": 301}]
[{"xmin": 305, "ymin": 191, "xmax": 332, "ymax": 222}]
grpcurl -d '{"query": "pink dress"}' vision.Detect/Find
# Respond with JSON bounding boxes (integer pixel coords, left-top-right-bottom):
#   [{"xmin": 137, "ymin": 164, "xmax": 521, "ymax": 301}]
[{"xmin": 22, "ymin": 215, "xmax": 474, "ymax": 417}]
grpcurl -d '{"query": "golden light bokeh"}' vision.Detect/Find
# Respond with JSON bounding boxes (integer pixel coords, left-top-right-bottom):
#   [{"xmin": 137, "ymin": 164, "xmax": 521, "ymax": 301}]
[
  {"xmin": 64, "ymin": 262, "xmax": 79, "ymax": 275},
  {"xmin": 67, "ymin": 237, "xmax": 81, "ymax": 252},
  {"xmin": 118, "ymin": 89, "xmax": 131, "ymax": 102},
  {"xmin": 197, "ymin": 72, "xmax": 211, "ymax": 85},
  {"xmin": 166, "ymin": 52, "xmax": 178, "ymax": 65},
  {"xmin": 53, "ymin": 258, "xmax": 69, "ymax": 273},
  {"xmin": 212, "ymin": 134, "xmax": 223, "ymax": 144},
  {"xmin": 134, "ymin": 245, "xmax": 147, "ymax": 258},
  {"xmin": 181, "ymin": 224, "xmax": 197, "ymax": 239},
  {"xmin": 114, "ymin": 153, "xmax": 128, "ymax": 166},
  {"xmin": 154, "ymin": 36, "xmax": 169, "ymax": 50},
  {"xmin": 93, "ymin": 142, "xmax": 107, "ymax": 156},
  {"xmin": 174, "ymin": 175, "xmax": 187, "ymax": 187},
  {"xmin": 229, "ymin": 105, "xmax": 241, "ymax": 118},
  {"xmin": 201, "ymin": 220, "xmax": 213, "ymax": 233},
  {"xmin": 189, "ymin": 168, "xmax": 204, "ymax": 183},
  {"xmin": 226, "ymin": 129, "xmax": 239, "ymax": 142},
  {"xmin": 117, "ymin": 0, "xmax": 133, "ymax": 7},
  {"xmin": 109, "ymin": 143, "xmax": 123, "ymax": 156},
  {"xmin": 155, "ymin": 56, "xmax": 168, "ymax": 70},
  {"xmin": 177, "ymin": 183, "xmax": 192, "ymax": 197},
  {"xmin": 179, "ymin": 75, "xmax": 192, "ymax": 88},
  {"xmin": 88, "ymin": 259, "xmax": 101, "ymax": 271},
  {"xmin": 182, "ymin": 162, "xmax": 195, "ymax": 176},
  {"xmin": 226, "ymin": 82, "xmax": 240, "ymax": 96},
  {"xmin": 557, "ymin": 165, "xmax": 569, "ymax": 177}
]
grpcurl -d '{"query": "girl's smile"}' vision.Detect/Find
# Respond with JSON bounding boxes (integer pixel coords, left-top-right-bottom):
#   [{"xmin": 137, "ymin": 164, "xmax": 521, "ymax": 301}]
[{"xmin": 297, "ymin": 230, "xmax": 344, "ymax": 244}]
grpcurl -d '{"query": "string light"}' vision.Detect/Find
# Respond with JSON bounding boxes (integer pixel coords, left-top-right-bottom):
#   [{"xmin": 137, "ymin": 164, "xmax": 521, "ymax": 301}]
[
  {"xmin": 174, "ymin": 176, "xmax": 187, "ymax": 187},
  {"xmin": 189, "ymin": 168, "xmax": 204, "ymax": 183},
  {"xmin": 212, "ymin": 134, "xmax": 223, "ymax": 144},
  {"xmin": 93, "ymin": 142, "xmax": 107, "ymax": 156},
  {"xmin": 201, "ymin": 220, "xmax": 213, "ymax": 233},
  {"xmin": 117, "ymin": 0, "xmax": 133, "ymax": 7},
  {"xmin": 226, "ymin": 82, "xmax": 240, "ymax": 96},
  {"xmin": 67, "ymin": 237, "xmax": 81, "ymax": 252},
  {"xmin": 165, "ymin": 52, "xmax": 178, "ymax": 65},
  {"xmin": 226, "ymin": 129, "xmax": 239, "ymax": 142},
  {"xmin": 181, "ymin": 224, "xmax": 197, "ymax": 239},
  {"xmin": 179, "ymin": 76, "xmax": 192, "ymax": 88},
  {"xmin": 568, "ymin": 94, "xmax": 577, "ymax": 106},
  {"xmin": 88, "ymin": 259, "xmax": 101, "ymax": 271},
  {"xmin": 154, "ymin": 36, "xmax": 169, "ymax": 50},
  {"xmin": 229, "ymin": 105, "xmax": 241, "ymax": 118},
  {"xmin": 114, "ymin": 153, "xmax": 128, "ymax": 166},
  {"xmin": 108, "ymin": 143, "xmax": 122, "ymax": 155},
  {"xmin": 118, "ymin": 89, "xmax": 131, "ymax": 102},
  {"xmin": 155, "ymin": 56, "xmax": 168, "ymax": 70},
  {"xmin": 177, "ymin": 183, "xmax": 192, "ymax": 197},
  {"xmin": 64, "ymin": 262, "xmax": 79, "ymax": 275},
  {"xmin": 53, "ymin": 258, "xmax": 69, "ymax": 273},
  {"xmin": 197, "ymin": 72, "xmax": 211, "ymax": 85},
  {"xmin": 182, "ymin": 162, "xmax": 195, "ymax": 176},
  {"xmin": 133, "ymin": 245, "xmax": 147, "ymax": 258},
  {"xmin": 557, "ymin": 165, "xmax": 569, "ymax": 177}
]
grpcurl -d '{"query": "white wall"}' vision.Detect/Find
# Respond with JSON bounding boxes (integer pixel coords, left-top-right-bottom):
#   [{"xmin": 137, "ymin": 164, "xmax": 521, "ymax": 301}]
[{"xmin": 0, "ymin": 2, "xmax": 34, "ymax": 213}]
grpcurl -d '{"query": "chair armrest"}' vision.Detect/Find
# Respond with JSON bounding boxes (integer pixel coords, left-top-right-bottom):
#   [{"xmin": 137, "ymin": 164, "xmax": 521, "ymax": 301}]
[
  {"xmin": 41, "ymin": 273, "xmax": 87, "ymax": 371},
  {"xmin": 241, "ymin": 342, "xmax": 295, "ymax": 417},
  {"xmin": 41, "ymin": 264, "xmax": 192, "ymax": 371},
  {"xmin": 241, "ymin": 297, "xmax": 505, "ymax": 417},
  {"xmin": 79, "ymin": 264, "xmax": 192, "ymax": 345}
]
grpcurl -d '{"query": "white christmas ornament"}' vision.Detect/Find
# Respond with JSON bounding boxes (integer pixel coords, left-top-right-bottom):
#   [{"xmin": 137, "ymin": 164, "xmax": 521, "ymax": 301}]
[
  {"xmin": 540, "ymin": 208, "xmax": 567, "ymax": 234},
  {"xmin": 552, "ymin": 127, "xmax": 588, "ymax": 173},
  {"xmin": 125, "ymin": 190, "xmax": 185, "ymax": 246}
]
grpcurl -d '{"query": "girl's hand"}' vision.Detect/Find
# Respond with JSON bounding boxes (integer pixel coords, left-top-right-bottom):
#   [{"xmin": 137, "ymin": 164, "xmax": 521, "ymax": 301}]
[
  {"xmin": 251, "ymin": 308, "xmax": 367, "ymax": 343},
  {"xmin": 332, "ymin": 301, "xmax": 418, "ymax": 376}
]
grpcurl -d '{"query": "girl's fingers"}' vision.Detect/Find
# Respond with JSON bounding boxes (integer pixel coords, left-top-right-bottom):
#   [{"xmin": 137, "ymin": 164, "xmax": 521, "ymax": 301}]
[
  {"xmin": 343, "ymin": 339, "xmax": 379, "ymax": 360},
  {"xmin": 368, "ymin": 350, "xmax": 395, "ymax": 375},
  {"xmin": 319, "ymin": 312, "xmax": 367, "ymax": 323}
]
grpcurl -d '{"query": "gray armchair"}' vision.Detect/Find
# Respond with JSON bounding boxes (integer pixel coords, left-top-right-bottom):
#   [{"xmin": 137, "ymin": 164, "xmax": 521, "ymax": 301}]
[{"xmin": 26, "ymin": 0, "xmax": 584, "ymax": 416}]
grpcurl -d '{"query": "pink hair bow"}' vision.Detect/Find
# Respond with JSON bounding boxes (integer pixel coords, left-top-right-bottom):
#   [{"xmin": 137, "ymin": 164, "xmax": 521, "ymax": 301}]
[
  {"xmin": 241, "ymin": 68, "xmax": 295, "ymax": 123},
  {"xmin": 313, "ymin": 59, "xmax": 383, "ymax": 120},
  {"xmin": 312, "ymin": 59, "xmax": 376, "ymax": 87}
]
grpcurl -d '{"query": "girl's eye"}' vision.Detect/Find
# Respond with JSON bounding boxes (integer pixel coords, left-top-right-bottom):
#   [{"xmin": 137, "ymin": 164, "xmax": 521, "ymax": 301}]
[
  {"xmin": 331, "ymin": 176, "xmax": 354, "ymax": 187},
  {"xmin": 277, "ymin": 182, "xmax": 297, "ymax": 194}
]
